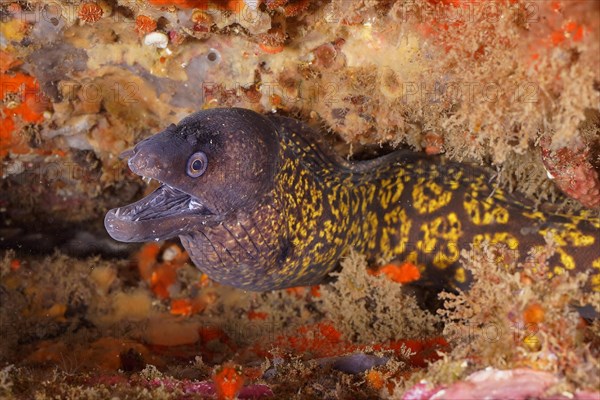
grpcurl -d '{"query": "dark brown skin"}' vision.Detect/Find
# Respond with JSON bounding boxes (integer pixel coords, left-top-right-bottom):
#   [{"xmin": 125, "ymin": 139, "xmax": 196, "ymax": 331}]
[{"xmin": 105, "ymin": 108, "xmax": 600, "ymax": 293}]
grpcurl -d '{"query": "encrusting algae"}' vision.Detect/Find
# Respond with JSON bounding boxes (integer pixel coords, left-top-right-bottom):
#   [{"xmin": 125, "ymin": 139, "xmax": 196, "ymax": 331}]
[{"xmin": 1, "ymin": 0, "xmax": 599, "ymax": 398}]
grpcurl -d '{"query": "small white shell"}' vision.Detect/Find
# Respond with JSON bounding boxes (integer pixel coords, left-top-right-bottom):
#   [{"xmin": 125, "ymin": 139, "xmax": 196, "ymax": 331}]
[
  {"xmin": 244, "ymin": 0, "xmax": 259, "ymax": 10},
  {"xmin": 144, "ymin": 32, "xmax": 168, "ymax": 49}
]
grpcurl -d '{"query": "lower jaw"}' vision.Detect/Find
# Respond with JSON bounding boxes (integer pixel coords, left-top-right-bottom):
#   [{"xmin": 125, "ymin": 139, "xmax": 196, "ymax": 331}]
[{"xmin": 105, "ymin": 205, "xmax": 226, "ymax": 243}]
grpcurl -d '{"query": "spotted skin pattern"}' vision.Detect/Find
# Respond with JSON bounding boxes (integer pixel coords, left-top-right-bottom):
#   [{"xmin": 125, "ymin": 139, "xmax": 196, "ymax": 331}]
[
  {"xmin": 180, "ymin": 115, "xmax": 599, "ymax": 293},
  {"xmin": 107, "ymin": 109, "xmax": 600, "ymax": 293}
]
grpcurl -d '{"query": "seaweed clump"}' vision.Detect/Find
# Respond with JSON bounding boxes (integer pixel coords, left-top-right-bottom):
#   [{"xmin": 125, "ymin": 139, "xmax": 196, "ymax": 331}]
[
  {"xmin": 319, "ymin": 250, "xmax": 439, "ymax": 343},
  {"xmin": 407, "ymin": 238, "xmax": 600, "ymax": 395}
]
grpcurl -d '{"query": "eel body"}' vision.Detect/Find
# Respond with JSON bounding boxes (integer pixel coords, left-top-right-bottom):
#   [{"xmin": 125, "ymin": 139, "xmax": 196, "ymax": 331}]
[{"xmin": 105, "ymin": 108, "xmax": 600, "ymax": 292}]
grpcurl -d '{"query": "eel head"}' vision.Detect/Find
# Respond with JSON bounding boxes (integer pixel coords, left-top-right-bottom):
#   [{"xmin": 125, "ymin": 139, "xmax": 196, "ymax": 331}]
[{"xmin": 105, "ymin": 108, "xmax": 280, "ymax": 242}]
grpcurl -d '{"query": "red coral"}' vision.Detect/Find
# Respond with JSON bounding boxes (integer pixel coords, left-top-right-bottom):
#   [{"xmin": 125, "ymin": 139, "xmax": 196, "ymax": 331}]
[
  {"xmin": 135, "ymin": 242, "xmax": 191, "ymax": 299},
  {"xmin": 213, "ymin": 362, "xmax": 245, "ymax": 400},
  {"xmin": 258, "ymin": 26, "xmax": 286, "ymax": 54},
  {"xmin": 78, "ymin": 2, "xmax": 104, "ymax": 23},
  {"xmin": 266, "ymin": 0, "xmax": 311, "ymax": 17},
  {"xmin": 148, "ymin": 0, "xmax": 241, "ymax": 12},
  {"xmin": 247, "ymin": 310, "xmax": 268, "ymax": 320},
  {"xmin": 265, "ymin": 0, "xmax": 286, "ymax": 10},
  {"xmin": 0, "ymin": 72, "xmax": 47, "ymax": 157},
  {"xmin": 135, "ymin": 15, "xmax": 157, "ymax": 36},
  {"xmin": 369, "ymin": 262, "xmax": 421, "ymax": 284},
  {"xmin": 170, "ymin": 297, "xmax": 204, "ymax": 316},
  {"xmin": 250, "ymin": 321, "xmax": 447, "ymax": 367}
]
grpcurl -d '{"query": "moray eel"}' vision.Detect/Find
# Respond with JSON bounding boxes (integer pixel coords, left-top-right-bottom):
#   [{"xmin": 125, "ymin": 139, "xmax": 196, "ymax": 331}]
[{"xmin": 105, "ymin": 108, "xmax": 600, "ymax": 293}]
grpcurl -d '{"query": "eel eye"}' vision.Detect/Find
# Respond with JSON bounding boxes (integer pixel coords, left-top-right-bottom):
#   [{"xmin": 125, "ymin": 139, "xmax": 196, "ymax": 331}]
[{"xmin": 186, "ymin": 151, "xmax": 208, "ymax": 178}]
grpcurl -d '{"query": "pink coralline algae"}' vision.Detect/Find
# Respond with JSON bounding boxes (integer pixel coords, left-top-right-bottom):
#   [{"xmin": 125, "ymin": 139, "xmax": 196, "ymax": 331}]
[
  {"xmin": 541, "ymin": 142, "xmax": 600, "ymax": 209},
  {"xmin": 403, "ymin": 368, "xmax": 599, "ymax": 400}
]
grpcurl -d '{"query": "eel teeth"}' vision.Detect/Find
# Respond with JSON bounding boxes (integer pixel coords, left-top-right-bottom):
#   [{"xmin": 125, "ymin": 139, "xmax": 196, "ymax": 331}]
[
  {"xmin": 189, "ymin": 199, "xmax": 203, "ymax": 210},
  {"xmin": 142, "ymin": 176, "xmax": 153, "ymax": 184}
]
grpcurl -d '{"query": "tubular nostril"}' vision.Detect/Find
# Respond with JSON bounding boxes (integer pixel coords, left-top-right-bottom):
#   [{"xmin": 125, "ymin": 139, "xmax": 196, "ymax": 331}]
[{"xmin": 119, "ymin": 148, "xmax": 135, "ymax": 160}]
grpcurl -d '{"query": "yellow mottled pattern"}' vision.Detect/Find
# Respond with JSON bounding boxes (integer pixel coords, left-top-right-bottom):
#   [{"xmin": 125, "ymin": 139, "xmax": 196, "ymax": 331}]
[
  {"xmin": 569, "ymin": 210, "xmax": 600, "ymax": 229},
  {"xmin": 454, "ymin": 267, "xmax": 466, "ymax": 283},
  {"xmin": 255, "ymin": 122, "xmax": 600, "ymax": 292},
  {"xmin": 539, "ymin": 222, "xmax": 596, "ymax": 277},
  {"xmin": 380, "ymin": 207, "xmax": 411, "ymax": 260},
  {"xmin": 464, "ymin": 193, "xmax": 509, "ymax": 225},
  {"xmin": 179, "ymin": 116, "xmax": 600, "ymax": 293},
  {"xmin": 540, "ymin": 223, "xmax": 596, "ymax": 247},
  {"xmin": 412, "ymin": 178, "xmax": 453, "ymax": 214},
  {"xmin": 417, "ymin": 213, "xmax": 462, "ymax": 269},
  {"xmin": 522, "ymin": 210, "xmax": 547, "ymax": 221}
]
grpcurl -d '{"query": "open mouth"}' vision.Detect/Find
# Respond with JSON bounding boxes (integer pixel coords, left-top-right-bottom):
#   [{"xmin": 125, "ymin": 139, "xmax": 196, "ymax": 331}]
[
  {"xmin": 112, "ymin": 182, "xmax": 211, "ymax": 222},
  {"xmin": 105, "ymin": 177, "xmax": 213, "ymax": 243}
]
